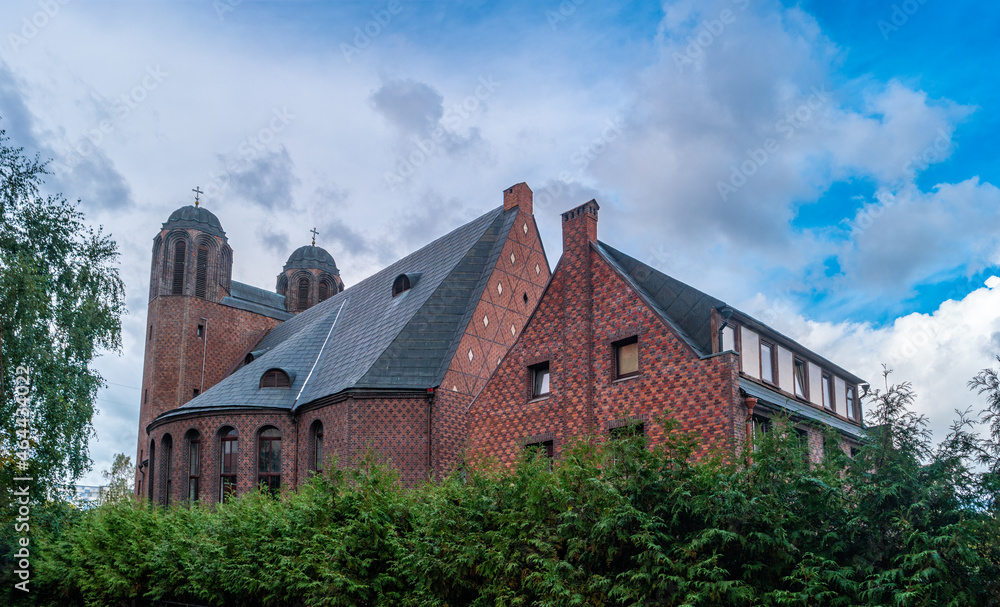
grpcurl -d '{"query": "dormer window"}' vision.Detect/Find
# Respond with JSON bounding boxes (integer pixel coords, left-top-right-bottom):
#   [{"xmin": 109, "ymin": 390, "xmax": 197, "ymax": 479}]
[
  {"xmin": 260, "ymin": 369, "xmax": 291, "ymax": 388},
  {"xmin": 793, "ymin": 358, "xmax": 808, "ymax": 399},
  {"xmin": 392, "ymin": 274, "xmax": 411, "ymax": 297}
]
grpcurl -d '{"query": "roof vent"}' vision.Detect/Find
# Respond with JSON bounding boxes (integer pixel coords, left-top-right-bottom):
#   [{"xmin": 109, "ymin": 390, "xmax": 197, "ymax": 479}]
[{"xmin": 392, "ymin": 272, "xmax": 421, "ymax": 297}]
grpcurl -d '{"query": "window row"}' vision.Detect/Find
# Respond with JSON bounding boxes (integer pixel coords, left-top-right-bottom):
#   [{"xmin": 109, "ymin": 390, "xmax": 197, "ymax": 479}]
[
  {"xmin": 146, "ymin": 421, "xmax": 325, "ymax": 506},
  {"xmin": 756, "ymin": 337, "xmax": 860, "ymax": 422}
]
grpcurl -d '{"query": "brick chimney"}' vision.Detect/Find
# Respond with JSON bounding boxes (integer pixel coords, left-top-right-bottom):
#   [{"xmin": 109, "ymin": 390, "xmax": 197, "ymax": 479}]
[
  {"xmin": 559, "ymin": 198, "xmax": 600, "ymax": 434},
  {"xmin": 561, "ymin": 199, "xmax": 599, "ymax": 255},
  {"xmin": 503, "ymin": 182, "xmax": 533, "ymax": 215}
]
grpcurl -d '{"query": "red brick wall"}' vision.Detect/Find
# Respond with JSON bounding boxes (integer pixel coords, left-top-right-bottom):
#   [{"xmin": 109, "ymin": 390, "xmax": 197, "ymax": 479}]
[
  {"xmin": 135, "ymin": 296, "xmax": 281, "ymax": 494},
  {"xmin": 435, "ymin": 206, "xmax": 551, "ymax": 476},
  {"xmin": 144, "ymin": 410, "xmax": 295, "ymax": 505},
  {"xmin": 145, "ymin": 392, "xmax": 436, "ymax": 503},
  {"xmin": 467, "ymin": 202, "xmax": 742, "ymax": 467}
]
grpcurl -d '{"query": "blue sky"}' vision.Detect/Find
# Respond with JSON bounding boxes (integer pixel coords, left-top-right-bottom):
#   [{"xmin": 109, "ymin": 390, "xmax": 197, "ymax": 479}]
[{"xmin": 1, "ymin": 0, "xmax": 998, "ymax": 483}]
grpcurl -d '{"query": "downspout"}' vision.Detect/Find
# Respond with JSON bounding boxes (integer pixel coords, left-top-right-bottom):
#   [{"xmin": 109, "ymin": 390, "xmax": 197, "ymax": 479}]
[
  {"xmin": 426, "ymin": 388, "xmax": 435, "ymax": 477},
  {"xmin": 200, "ymin": 317, "xmax": 209, "ymax": 393},
  {"xmin": 743, "ymin": 395, "xmax": 758, "ymax": 465}
]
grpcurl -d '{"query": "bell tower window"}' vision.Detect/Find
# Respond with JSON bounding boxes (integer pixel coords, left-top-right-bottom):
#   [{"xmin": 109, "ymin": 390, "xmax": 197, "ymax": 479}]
[
  {"xmin": 195, "ymin": 246, "xmax": 208, "ymax": 299},
  {"xmin": 297, "ymin": 278, "xmax": 310, "ymax": 311},
  {"xmin": 171, "ymin": 241, "xmax": 186, "ymax": 295}
]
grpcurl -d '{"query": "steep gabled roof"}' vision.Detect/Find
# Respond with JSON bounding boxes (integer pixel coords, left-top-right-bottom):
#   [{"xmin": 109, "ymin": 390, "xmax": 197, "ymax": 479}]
[
  {"xmin": 595, "ymin": 241, "xmax": 865, "ymax": 385},
  {"xmin": 161, "ymin": 206, "xmax": 512, "ymax": 419},
  {"xmin": 596, "ymin": 241, "xmax": 724, "ymax": 357}
]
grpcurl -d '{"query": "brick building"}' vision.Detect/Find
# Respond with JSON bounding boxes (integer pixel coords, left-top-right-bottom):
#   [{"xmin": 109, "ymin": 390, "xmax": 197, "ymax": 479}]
[
  {"xmin": 136, "ymin": 184, "xmax": 864, "ymax": 505},
  {"xmin": 466, "ymin": 199, "xmax": 866, "ymax": 466}
]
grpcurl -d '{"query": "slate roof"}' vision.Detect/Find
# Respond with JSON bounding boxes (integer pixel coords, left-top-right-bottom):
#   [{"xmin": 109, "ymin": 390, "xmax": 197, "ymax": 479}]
[
  {"xmin": 221, "ymin": 281, "xmax": 292, "ymax": 321},
  {"xmin": 596, "ymin": 241, "xmax": 724, "ymax": 357},
  {"xmin": 595, "ymin": 241, "xmax": 864, "ymax": 384},
  {"xmin": 159, "ymin": 206, "xmax": 513, "ymax": 420}
]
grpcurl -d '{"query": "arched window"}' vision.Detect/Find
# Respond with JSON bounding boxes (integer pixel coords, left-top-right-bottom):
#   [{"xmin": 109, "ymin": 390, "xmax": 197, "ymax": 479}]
[
  {"xmin": 186, "ymin": 430, "xmax": 201, "ymax": 504},
  {"xmin": 392, "ymin": 274, "xmax": 410, "ymax": 297},
  {"xmin": 311, "ymin": 420, "xmax": 324, "ymax": 473},
  {"xmin": 297, "ymin": 278, "xmax": 310, "ymax": 311},
  {"xmin": 171, "ymin": 241, "xmax": 186, "ymax": 295},
  {"xmin": 162, "ymin": 434, "xmax": 173, "ymax": 506},
  {"xmin": 260, "ymin": 369, "xmax": 291, "ymax": 388},
  {"xmin": 195, "ymin": 246, "xmax": 209, "ymax": 299},
  {"xmin": 147, "ymin": 439, "xmax": 156, "ymax": 502},
  {"xmin": 318, "ymin": 281, "xmax": 329, "ymax": 302},
  {"xmin": 219, "ymin": 428, "xmax": 238, "ymax": 503},
  {"xmin": 258, "ymin": 428, "xmax": 281, "ymax": 494}
]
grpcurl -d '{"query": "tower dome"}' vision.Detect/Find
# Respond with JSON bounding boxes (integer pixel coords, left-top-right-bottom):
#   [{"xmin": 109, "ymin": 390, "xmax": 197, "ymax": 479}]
[
  {"xmin": 277, "ymin": 240, "xmax": 344, "ymax": 314},
  {"xmin": 161, "ymin": 205, "xmax": 226, "ymax": 238},
  {"xmin": 150, "ymin": 199, "xmax": 232, "ymax": 303},
  {"xmin": 283, "ymin": 245, "xmax": 340, "ymax": 275}
]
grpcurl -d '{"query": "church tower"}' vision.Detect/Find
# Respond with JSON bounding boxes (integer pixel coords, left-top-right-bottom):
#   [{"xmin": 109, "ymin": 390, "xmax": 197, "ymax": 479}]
[
  {"xmin": 135, "ymin": 194, "xmax": 234, "ymax": 499},
  {"xmin": 276, "ymin": 233, "xmax": 344, "ymax": 313}
]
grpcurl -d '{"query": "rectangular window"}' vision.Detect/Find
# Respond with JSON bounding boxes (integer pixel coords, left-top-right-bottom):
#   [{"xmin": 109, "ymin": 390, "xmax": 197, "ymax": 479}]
[
  {"xmin": 144, "ymin": 389, "xmax": 148, "ymax": 404},
  {"xmin": 220, "ymin": 434, "xmax": 237, "ymax": 503},
  {"xmin": 751, "ymin": 415, "xmax": 771, "ymax": 450},
  {"xmin": 530, "ymin": 362, "xmax": 550, "ymax": 399},
  {"xmin": 614, "ymin": 336, "xmax": 639, "ymax": 379},
  {"xmin": 760, "ymin": 341, "xmax": 776, "ymax": 384},
  {"xmin": 315, "ymin": 431, "xmax": 324, "ymax": 473},
  {"xmin": 197, "ymin": 324, "xmax": 204, "ymax": 337},
  {"xmin": 525, "ymin": 440, "xmax": 554, "ymax": 470},
  {"xmin": 610, "ymin": 423, "xmax": 645, "ymax": 439},
  {"xmin": 192, "ymin": 389, "xmax": 199, "ymax": 398},
  {"xmin": 188, "ymin": 440, "xmax": 200, "ymax": 504},
  {"xmin": 822, "ymin": 374, "xmax": 834, "ymax": 411},
  {"xmin": 846, "ymin": 386, "xmax": 856, "ymax": 420},
  {"xmin": 793, "ymin": 358, "xmax": 808, "ymax": 399},
  {"xmin": 796, "ymin": 428, "xmax": 812, "ymax": 464},
  {"xmin": 148, "ymin": 325, "xmax": 153, "ymax": 341},
  {"xmin": 258, "ymin": 431, "xmax": 281, "ymax": 495}
]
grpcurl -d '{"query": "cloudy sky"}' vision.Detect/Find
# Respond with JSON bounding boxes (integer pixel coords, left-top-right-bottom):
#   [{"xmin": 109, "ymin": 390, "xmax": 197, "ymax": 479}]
[{"xmin": 2, "ymin": 0, "xmax": 998, "ymax": 484}]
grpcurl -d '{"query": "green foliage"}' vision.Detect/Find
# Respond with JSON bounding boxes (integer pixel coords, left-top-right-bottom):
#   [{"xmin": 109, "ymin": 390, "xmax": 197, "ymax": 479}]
[
  {"xmin": 19, "ymin": 369, "xmax": 1000, "ymax": 606},
  {"xmin": 99, "ymin": 453, "xmax": 135, "ymax": 506},
  {"xmin": 0, "ymin": 126, "xmax": 126, "ymax": 498}
]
